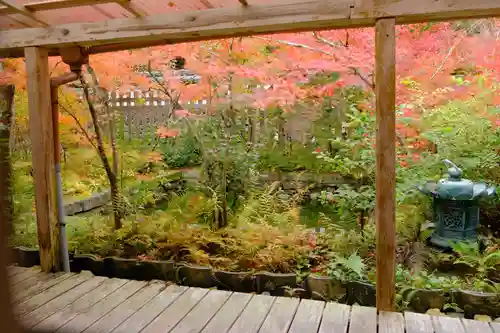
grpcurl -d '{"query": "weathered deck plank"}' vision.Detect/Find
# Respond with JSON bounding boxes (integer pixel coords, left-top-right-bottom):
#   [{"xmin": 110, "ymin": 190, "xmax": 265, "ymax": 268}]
[
  {"xmin": 6, "ymin": 267, "xmax": 496, "ymax": 333},
  {"xmin": 22, "ymin": 276, "xmax": 108, "ymax": 328},
  {"xmin": 404, "ymin": 312, "xmax": 435, "ymax": 333},
  {"xmin": 13, "ymin": 272, "xmax": 73, "ymax": 304},
  {"xmin": 17, "ymin": 272, "xmax": 91, "ymax": 317},
  {"xmin": 81, "ymin": 280, "xmax": 165, "ymax": 333},
  {"xmin": 491, "ymin": 322, "xmax": 500, "ymax": 333},
  {"xmin": 55, "ymin": 280, "xmax": 147, "ymax": 333},
  {"xmin": 201, "ymin": 292, "xmax": 253, "ymax": 333},
  {"xmin": 227, "ymin": 294, "xmax": 275, "ymax": 333},
  {"xmin": 288, "ymin": 299, "xmax": 324, "ymax": 333},
  {"xmin": 112, "ymin": 285, "xmax": 187, "ymax": 333},
  {"xmin": 32, "ymin": 278, "xmax": 128, "ymax": 332},
  {"xmin": 379, "ymin": 311, "xmax": 405, "ymax": 333},
  {"xmin": 10, "ymin": 266, "xmax": 40, "ymax": 285},
  {"xmin": 318, "ymin": 302, "xmax": 350, "ymax": 333},
  {"xmin": 170, "ymin": 289, "xmax": 232, "ymax": 333},
  {"xmin": 431, "ymin": 315, "xmax": 466, "ymax": 333},
  {"xmin": 349, "ymin": 305, "xmax": 377, "ymax": 333},
  {"xmin": 141, "ymin": 287, "xmax": 209, "ymax": 333},
  {"xmin": 258, "ymin": 296, "xmax": 299, "ymax": 333},
  {"xmin": 462, "ymin": 318, "xmax": 494, "ymax": 333}
]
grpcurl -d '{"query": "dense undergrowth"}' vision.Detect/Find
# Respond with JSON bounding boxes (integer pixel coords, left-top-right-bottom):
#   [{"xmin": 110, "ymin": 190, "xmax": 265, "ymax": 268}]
[{"xmin": 8, "ymin": 71, "xmax": 500, "ymax": 303}]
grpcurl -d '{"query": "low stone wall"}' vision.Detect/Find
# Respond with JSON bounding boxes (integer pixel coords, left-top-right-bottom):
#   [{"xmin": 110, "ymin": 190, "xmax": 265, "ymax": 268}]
[
  {"xmin": 61, "ymin": 170, "xmax": 354, "ymax": 216},
  {"xmin": 64, "ymin": 191, "xmax": 111, "ymax": 216},
  {"xmin": 10, "ymin": 246, "xmax": 500, "ymax": 319}
]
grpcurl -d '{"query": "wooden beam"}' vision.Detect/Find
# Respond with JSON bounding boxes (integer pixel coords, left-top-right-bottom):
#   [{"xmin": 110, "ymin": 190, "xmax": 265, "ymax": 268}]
[
  {"xmin": 1, "ymin": 0, "xmax": 499, "ymax": 57},
  {"xmin": 25, "ymin": 47, "xmax": 60, "ymax": 273},
  {"xmin": 0, "ymin": 0, "xmax": 48, "ymax": 26},
  {"xmin": 0, "ymin": 0, "xmax": 121, "ymax": 14},
  {"xmin": 117, "ymin": 0, "xmax": 147, "ymax": 17},
  {"xmin": 375, "ymin": 17, "xmax": 396, "ymax": 312}
]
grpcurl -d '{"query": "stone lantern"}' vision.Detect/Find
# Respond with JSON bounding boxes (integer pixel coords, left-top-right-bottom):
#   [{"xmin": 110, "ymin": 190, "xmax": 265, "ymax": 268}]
[{"xmin": 418, "ymin": 160, "xmax": 496, "ymax": 249}]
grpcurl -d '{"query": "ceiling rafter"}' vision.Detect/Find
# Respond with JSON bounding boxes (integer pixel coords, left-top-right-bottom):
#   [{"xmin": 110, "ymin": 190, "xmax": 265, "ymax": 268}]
[
  {"xmin": 0, "ymin": 0, "xmax": 120, "ymax": 15},
  {"xmin": 117, "ymin": 0, "xmax": 147, "ymax": 17},
  {"xmin": 0, "ymin": 0, "xmax": 48, "ymax": 26}
]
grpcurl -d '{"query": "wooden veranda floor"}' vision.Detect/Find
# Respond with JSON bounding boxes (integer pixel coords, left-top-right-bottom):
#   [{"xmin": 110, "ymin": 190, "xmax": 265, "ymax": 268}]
[{"xmin": 7, "ymin": 266, "xmax": 499, "ymax": 333}]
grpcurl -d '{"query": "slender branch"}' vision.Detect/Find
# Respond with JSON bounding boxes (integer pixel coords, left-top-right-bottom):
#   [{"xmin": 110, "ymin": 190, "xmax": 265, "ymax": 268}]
[
  {"xmin": 254, "ymin": 36, "xmax": 339, "ymax": 60},
  {"xmin": 312, "ymin": 31, "xmax": 340, "ymax": 48},
  {"xmin": 348, "ymin": 67, "xmax": 374, "ymax": 90},
  {"xmin": 431, "ymin": 20, "xmax": 482, "ymax": 80},
  {"xmin": 58, "ymin": 103, "xmax": 98, "ymax": 152}
]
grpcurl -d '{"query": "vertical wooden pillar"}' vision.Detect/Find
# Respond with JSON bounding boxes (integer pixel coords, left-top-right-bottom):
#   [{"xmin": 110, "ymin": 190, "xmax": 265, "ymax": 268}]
[
  {"xmin": 0, "ymin": 86, "xmax": 22, "ymax": 333},
  {"xmin": 25, "ymin": 47, "xmax": 60, "ymax": 272},
  {"xmin": 375, "ymin": 17, "xmax": 397, "ymax": 311}
]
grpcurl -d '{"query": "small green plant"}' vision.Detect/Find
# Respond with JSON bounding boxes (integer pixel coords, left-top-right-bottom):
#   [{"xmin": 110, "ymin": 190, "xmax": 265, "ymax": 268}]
[{"xmin": 326, "ymin": 252, "xmax": 366, "ymax": 282}]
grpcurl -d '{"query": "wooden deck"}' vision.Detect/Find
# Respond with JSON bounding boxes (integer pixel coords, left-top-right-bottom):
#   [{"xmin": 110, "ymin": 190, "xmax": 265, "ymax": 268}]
[{"xmin": 8, "ymin": 266, "xmax": 500, "ymax": 333}]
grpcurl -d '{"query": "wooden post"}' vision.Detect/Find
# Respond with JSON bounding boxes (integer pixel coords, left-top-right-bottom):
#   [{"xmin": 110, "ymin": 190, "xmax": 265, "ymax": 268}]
[
  {"xmin": 25, "ymin": 47, "xmax": 60, "ymax": 272},
  {"xmin": 375, "ymin": 17, "xmax": 397, "ymax": 311},
  {"xmin": 0, "ymin": 86, "xmax": 22, "ymax": 333}
]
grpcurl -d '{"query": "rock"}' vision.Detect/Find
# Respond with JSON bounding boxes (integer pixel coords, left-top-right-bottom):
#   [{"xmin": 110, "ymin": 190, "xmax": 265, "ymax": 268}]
[
  {"xmin": 426, "ymin": 308, "xmax": 445, "ymax": 316},
  {"xmin": 347, "ymin": 281, "xmax": 376, "ymax": 307},
  {"xmin": 474, "ymin": 314, "xmax": 492, "ymax": 322},
  {"xmin": 446, "ymin": 312, "xmax": 465, "ymax": 319},
  {"xmin": 177, "ymin": 264, "xmax": 217, "ymax": 288},
  {"xmin": 403, "ymin": 288, "xmax": 446, "ymax": 313},
  {"xmin": 254, "ymin": 272, "xmax": 297, "ymax": 293},
  {"xmin": 452, "ymin": 289, "xmax": 500, "ymax": 318},
  {"xmin": 305, "ymin": 275, "xmax": 346, "ymax": 302}
]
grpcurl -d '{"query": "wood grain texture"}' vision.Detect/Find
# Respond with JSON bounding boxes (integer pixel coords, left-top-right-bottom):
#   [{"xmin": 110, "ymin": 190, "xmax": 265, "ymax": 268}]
[
  {"xmin": 374, "ymin": 16, "xmax": 396, "ymax": 312},
  {"xmin": 404, "ymin": 312, "xmax": 435, "ymax": 333},
  {"xmin": 431, "ymin": 315, "xmax": 466, "ymax": 333},
  {"xmin": 318, "ymin": 302, "xmax": 350, "ymax": 333},
  {"xmin": 32, "ymin": 278, "xmax": 128, "ymax": 332},
  {"xmin": 25, "ymin": 46, "xmax": 59, "ymax": 273},
  {"xmin": 258, "ymin": 296, "xmax": 300, "ymax": 333},
  {"xmin": 17, "ymin": 272, "xmax": 91, "ymax": 317},
  {"xmin": 81, "ymin": 281, "xmax": 164, "ymax": 333},
  {"xmin": 55, "ymin": 280, "xmax": 147, "ymax": 333},
  {"xmin": 141, "ymin": 287, "xmax": 209, "ymax": 333},
  {"xmin": 2, "ymin": 0, "xmax": 500, "ymax": 57},
  {"xmin": 201, "ymin": 292, "xmax": 252, "ymax": 333},
  {"xmin": 0, "ymin": 0, "xmax": 48, "ymax": 26},
  {"xmin": 491, "ymin": 322, "xmax": 500, "ymax": 333},
  {"xmin": 379, "ymin": 311, "xmax": 404, "ymax": 333},
  {"xmin": 461, "ymin": 319, "xmax": 494, "ymax": 333},
  {"xmin": 227, "ymin": 294, "xmax": 275, "ymax": 333},
  {"xmin": 12, "ymin": 272, "xmax": 72, "ymax": 304},
  {"xmin": 112, "ymin": 285, "xmax": 188, "ymax": 333},
  {"xmin": 288, "ymin": 299, "xmax": 324, "ymax": 333},
  {"xmin": 22, "ymin": 276, "xmax": 107, "ymax": 328},
  {"xmin": 10, "ymin": 266, "xmax": 40, "ymax": 285},
  {"xmin": 348, "ymin": 305, "xmax": 377, "ymax": 333},
  {"xmin": 170, "ymin": 289, "xmax": 232, "ymax": 333},
  {"xmin": 0, "ymin": 0, "xmax": 120, "ymax": 14}
]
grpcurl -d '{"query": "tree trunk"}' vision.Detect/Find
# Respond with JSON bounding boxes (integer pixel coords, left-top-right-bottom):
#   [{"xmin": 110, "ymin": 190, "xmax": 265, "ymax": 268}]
[{"xmin": 80, "ymin": 77, "xmax": 122, "ymax": 230}]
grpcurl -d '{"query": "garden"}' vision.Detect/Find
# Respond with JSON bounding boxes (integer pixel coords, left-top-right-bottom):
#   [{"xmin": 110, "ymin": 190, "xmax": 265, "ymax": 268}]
[{"xmin": 2, "ymin": 19, "xmax": 500, "ymax": 318}]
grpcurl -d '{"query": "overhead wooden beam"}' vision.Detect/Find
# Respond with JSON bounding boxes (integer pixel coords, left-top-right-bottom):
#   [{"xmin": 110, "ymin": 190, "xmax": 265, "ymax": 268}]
[
  {"xmin": 1, "ymin": 0, "xmax": 500, "ymax": 57},
  {"xmin": 0, "ymin": 0, "xmax": 48, "ymax": 26},
  {"xmin": 117, "ymin": 0, "xmax": 147, "ymax": 17},
  {"xmin": 25, "ymin": 47, "xmax": 60, "ymax": 273},
  {"xmin": 375, "ymin": 17, "xmax": 396, "ymax": 312},
  {"xmin": 0, "ymin": 0, "xmax": 121, "ymax": 15}
]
